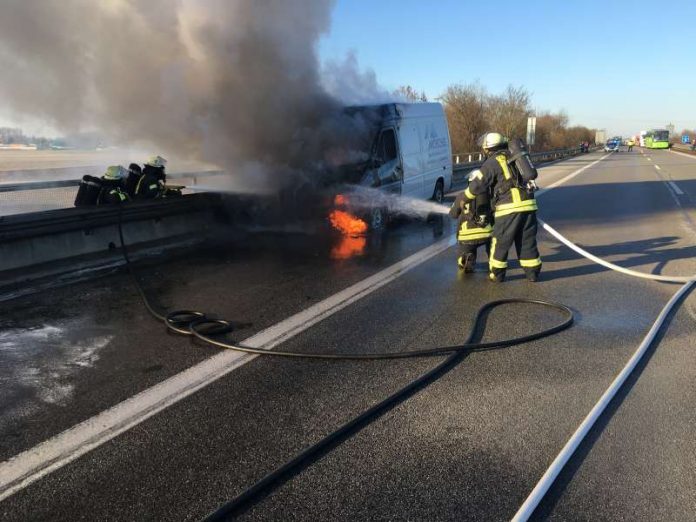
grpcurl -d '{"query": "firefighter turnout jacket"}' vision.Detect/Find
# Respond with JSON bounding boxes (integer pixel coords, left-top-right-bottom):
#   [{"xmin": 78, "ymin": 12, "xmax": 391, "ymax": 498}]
[
  {"xmin": 463, "ymin": 151, "xmax": 538, "ymax": 218},
  {"xmin": 464, "ymin": 149, "xmax": 541, "ymax": 281},
  {"xmin": 449, "ymin": 189, "xmax": 493, "ymax": 243},
  {"xmin": 135, "ymin": 165, "xmax": 165, "ymax": 200}
]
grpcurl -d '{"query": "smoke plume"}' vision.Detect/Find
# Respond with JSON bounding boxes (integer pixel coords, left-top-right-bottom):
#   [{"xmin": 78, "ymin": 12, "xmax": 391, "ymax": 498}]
[{"xmin": 0, "ymin": 0, "xmax": 387, "ymax": 192}]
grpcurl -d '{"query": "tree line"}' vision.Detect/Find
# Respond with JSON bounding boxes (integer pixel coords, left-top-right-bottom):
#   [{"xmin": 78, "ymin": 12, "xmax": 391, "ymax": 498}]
[{"xmin": 395, "ymin": 83, "xmax": 596, "ymax": 153}]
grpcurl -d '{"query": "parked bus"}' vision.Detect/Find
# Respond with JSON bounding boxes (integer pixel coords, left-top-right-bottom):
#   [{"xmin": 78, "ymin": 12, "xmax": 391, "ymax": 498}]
[{"xmin": 643, "ymin": 129, "xmax": 670, "ymax": 149}]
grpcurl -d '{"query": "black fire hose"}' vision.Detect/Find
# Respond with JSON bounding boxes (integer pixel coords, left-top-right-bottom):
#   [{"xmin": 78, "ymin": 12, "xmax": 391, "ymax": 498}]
[{"xmin": 116, "ymin": 212, "xmax": 573, "ymax": 519}]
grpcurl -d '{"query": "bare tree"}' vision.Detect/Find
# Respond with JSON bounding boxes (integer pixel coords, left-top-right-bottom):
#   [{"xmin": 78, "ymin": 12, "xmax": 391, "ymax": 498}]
[
  {"xmin": 394, "ymin": 85, "xmax": 428, "ymax": 102},
  {"xmin": 440, "ymin": 81, "xmax": 594, "ymax": 152},
  {"xmin": 486, "ymin": 85, "xmax": 531, "ymax": 140},
  {"xmin": 441, "ymin": 82, "xmax": 489, "ymax": 152}
]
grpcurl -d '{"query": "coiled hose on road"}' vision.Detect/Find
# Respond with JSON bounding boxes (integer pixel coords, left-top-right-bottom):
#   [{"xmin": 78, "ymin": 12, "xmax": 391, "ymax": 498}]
[{"xmin": 117, "ymin": 213, "xmax": 694, "ymax": 521}]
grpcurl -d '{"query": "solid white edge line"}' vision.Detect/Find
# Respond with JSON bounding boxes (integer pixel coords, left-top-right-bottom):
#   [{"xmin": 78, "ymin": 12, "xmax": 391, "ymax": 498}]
[
  {"xmin": 670, "ymin": 149, "xmax": 696, "ymax": 160},
  {"xmin": 537, "ymin": 154, "xmax": 612, "ymax": 194},
  {"xmin": 0, "ymin": 151, "xmax": 609, "ymax": 503},
  {"xmin": 511, "ymin": 281, "xmax": 695, "ymax": 522}
]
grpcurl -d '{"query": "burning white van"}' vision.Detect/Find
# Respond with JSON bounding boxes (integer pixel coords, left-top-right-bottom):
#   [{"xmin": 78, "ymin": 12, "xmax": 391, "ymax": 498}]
[{"xmin": 334, "ymin": 102, "xmax": 453, "ymax": 229}]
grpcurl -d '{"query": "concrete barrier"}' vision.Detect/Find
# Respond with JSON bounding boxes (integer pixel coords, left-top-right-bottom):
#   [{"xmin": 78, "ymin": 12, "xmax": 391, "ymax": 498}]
[{"xmin": 0, "ymin": 193, "xmax": 225, "ymax": 294}]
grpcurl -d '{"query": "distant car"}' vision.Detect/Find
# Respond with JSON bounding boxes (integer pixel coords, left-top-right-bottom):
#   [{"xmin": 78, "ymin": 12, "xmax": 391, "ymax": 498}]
[{"xmin": 604, "ymin": 141, "xmax": 619, "ymax": 152}]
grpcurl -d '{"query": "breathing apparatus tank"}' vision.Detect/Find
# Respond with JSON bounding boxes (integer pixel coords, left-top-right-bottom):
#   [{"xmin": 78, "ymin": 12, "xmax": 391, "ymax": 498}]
[
  {"xmin": 74, "ymin": 175, "xmax": 103, "ymax": 207},
  {"xmin": 507, "ymin": 138, "xmax": 538, "ymax": 183}
]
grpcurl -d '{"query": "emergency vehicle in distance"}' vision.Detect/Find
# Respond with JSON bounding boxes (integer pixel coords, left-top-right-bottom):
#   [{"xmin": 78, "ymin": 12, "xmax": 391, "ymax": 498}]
[{"xmin": 604, "ymin": 137, "xmax": 621, "ymax": 152}]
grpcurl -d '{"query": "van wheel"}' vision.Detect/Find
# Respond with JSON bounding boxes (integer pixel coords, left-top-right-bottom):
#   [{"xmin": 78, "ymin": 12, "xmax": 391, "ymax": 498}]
[
  {"xmin": 370, "ymin": 207, "xmax": 385, "ymax": 230},
  {"xmin": 432, "ymin": 179, "xmax": 444, "ymax": 203}
]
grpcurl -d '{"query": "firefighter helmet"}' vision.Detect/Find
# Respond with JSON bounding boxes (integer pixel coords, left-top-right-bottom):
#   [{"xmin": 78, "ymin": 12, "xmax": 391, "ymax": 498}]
[
  {"xmin": 145, "ymin": 155, "xmax": 167, "ymax": 168},
  {"xmin": 477, "ymin": 132, "xmax": 508, "ymax": 150},
  {"xmin": 103, "ymin": 165, "xmax": 128, "ymax": 180}
]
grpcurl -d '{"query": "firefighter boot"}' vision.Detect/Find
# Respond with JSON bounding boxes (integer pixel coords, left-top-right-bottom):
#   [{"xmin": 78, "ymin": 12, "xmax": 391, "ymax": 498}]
[
  {"xmin": 524, "ymin": 267, "xmax": 541, "ymax": 282},
  {"xmin": 488, "ymin": 268, "xmax": 506, "ymax": 283},
  {"xmin": 457, "ymin": 252, "xmax": 476, "ymax": 273}
]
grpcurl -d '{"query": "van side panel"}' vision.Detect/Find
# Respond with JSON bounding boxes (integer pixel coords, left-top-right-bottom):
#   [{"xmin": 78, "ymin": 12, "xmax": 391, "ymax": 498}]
[
  {"xmin": 397, "ymin": 123, "xmax": 423, "ymax": 198},
  {"xmin": 421, "ymin": 114, "xmax": 452, "ymax": 198}
]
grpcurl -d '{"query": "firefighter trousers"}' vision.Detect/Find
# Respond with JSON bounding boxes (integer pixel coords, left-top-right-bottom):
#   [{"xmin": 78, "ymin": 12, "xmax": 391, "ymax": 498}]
[
  {"xmin": 458, "ymin": 239, "xmax": 491, "ymax": 272},
  {"xmin": 489, "ymin": 211, "xmax": 542, "ymax": 281}
]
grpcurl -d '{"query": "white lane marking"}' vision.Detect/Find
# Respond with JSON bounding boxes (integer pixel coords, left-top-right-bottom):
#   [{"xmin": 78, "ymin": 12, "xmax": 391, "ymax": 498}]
[
  {"xmin": 667, "ymin": 181, "xmax": 685, "ymax": 196},
  {"xmin": 538, "ymin": 154, "xmax": 611, "ymax": 194},
  {"xmin": 654, "ymin": 164, "xmax": 661, "ymax": 170},
  {"xmin": 0, "ymin": 236, "xmax": 453, "ymax": 501},
  {"xmin": 647, "ymin": 157, "xmax": 652, "ymax": 161},
  {"xmin": 0, "ymin": 153, "xmax": 610, "ymax": 502},
  {"xmin": 512, "ymin": 281, "xmax": 696, "ymax": 521}
]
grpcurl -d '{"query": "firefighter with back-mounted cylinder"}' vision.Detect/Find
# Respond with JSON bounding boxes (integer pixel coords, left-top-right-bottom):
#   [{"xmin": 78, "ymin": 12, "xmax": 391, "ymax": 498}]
[
  {"xmin": 463, "ymin": 132, "xmax": 542, "ymax": 282},
  {"xmin": 97, "ymin": 165, "xmax": 130, "ymax": 205},
  {"xmin": 449, "ymin": 178, "xmax": 493, "ymax": 273},
  {"xmin": 135, "ymin": 155, "xmax": 167, "ymax": 200}
]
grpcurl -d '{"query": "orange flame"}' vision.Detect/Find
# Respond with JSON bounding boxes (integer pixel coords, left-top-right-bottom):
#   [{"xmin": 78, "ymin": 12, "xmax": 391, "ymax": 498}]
[
  {"xmin": 334, "ymin": 194, "xmax": 348, "ymax": 206},
  {"xmin": 331, "ymin": 235, "xmax": 367, "ymax": 259},
  {"xmin": 329, "ymin": 209, "xmax": 367, "ymax": 237}
]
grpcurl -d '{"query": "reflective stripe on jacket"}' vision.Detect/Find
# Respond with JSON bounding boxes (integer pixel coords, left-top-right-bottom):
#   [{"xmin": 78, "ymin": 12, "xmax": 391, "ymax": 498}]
[
  {"xmin": 465, "ymin": 151, "xmax": 538, "ymax": 217},
  {"xmin": 450, "ymin": 185, "xmax": 493, "ymax": 242},
  {"xmin": 457, "ymin": 221, "xmax": 493, "ymax": 242}
]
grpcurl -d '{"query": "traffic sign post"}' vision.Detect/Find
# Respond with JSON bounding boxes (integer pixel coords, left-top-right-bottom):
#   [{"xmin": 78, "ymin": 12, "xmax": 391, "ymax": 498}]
[{"xmin": 526, "ymin": 117, "xmax": 537, "ymax": 147}]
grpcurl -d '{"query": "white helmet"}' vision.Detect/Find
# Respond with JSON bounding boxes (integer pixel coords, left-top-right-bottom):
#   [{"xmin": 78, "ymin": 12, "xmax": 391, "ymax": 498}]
[
  {"xmin": 145, "ymin": 155, "xmax": 167, "ymax": 168},
  {"xmin": 103, "ymin": 165, "xmax": 128, "ymax": 180},
  {"xmin": 477, "ymin": 132, "xmax": 508, "ymax": 150}
]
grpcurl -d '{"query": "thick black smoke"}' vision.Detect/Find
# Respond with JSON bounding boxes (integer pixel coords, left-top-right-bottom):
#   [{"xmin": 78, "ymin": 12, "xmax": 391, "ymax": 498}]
[{"xmin": 0, "ymin": 0, "xmax": 389, "ymax": 192}]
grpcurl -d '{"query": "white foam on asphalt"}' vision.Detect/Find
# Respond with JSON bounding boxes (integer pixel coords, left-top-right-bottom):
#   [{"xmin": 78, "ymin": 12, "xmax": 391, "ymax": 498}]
[
  {"xmin": 0, "ymin": 152, "xmax": 610, "ymax": 502},
  {"xmin": 0, "ymin": 324, "xmax": 112, "ymax": 416}
]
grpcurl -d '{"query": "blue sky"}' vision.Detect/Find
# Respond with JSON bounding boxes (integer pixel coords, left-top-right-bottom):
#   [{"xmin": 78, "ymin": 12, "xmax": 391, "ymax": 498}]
[{"xmin": 319, "ymin": 0, "xmax": 696, "ymax": 136}]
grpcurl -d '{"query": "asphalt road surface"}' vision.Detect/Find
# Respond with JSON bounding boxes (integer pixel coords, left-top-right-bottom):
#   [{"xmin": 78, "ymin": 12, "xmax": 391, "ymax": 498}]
[{"xmin": 2, "ymin": 149, "xmax": 696, "ymax": 521}]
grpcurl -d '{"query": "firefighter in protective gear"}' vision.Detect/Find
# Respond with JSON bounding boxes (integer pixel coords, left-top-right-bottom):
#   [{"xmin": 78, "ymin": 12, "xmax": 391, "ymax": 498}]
[
  {"xmin": 464, "ymin": 132, "xmax": 542, "ymax": 282},
  {"xmin": 124, "ymin": 163, "xmax": 142, "ymax": 198},
  {"xmin": 97, "ymin": 165, "xmax": 130, "ymax": 205},
  {"xmin": 135, "ymin": 155, "xmax": 167, "ymax": 200},
  {"xmin": 449, "ymin": 180, "xmax": 493, "ymax": 272}
]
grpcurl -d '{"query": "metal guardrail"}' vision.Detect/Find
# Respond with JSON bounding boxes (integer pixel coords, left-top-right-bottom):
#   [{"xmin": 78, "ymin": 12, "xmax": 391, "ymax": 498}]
[
  {"xmin": 1, "ymin": 148, "xmax": 590, "ymax": 216},
  {"xmin": 0, "ymin": 169, "xmax": 224, "ymax": 193},
  {"xmin": 2, "ymin": 148, "xmax": 586, "ymax": 193},
  {"xmin": 449, "ymin": 146, "xmax": 599, "ymax": 191},
  {"xmin": 0, "ymin": 170, "xmax": 226, "ymax": 217},
  {"xmin": 453, "ymin": 152, "xmax": 485, "ymax": 164},
  {"xmin": 452, "ymin": 146, "xmax": 586, "ymax": 173},
  {"xmin": 671, "ymin": 144, "xmax": 696, "ymax": 155}
]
